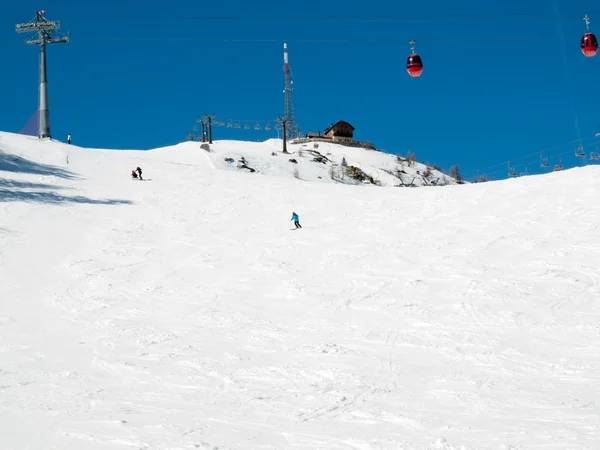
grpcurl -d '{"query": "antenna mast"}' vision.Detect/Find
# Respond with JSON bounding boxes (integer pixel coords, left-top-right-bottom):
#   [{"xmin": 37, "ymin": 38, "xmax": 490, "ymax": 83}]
[
  {"xmin": 283, "ymin": 42, "xmax": 299, "ymax": 141},
  {"xmin": 16, "ymin": 10, "xmax": 69, "ymax": 139}
]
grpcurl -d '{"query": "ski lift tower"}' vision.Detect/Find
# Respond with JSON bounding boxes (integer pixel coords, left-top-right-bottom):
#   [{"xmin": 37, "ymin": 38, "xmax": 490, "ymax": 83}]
[
  {"xmin": 16, "ymin": 10, "xmax": 69, "ymax": 139},
  {"xmin": 283, "ymin": 42, "xmax": 299, "ymax": 140}
]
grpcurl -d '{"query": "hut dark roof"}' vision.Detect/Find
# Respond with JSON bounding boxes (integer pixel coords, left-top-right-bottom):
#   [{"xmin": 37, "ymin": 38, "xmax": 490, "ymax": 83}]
[{"xmin": 323, "ymin": 121, "xmax": 355, "ymax": 135}]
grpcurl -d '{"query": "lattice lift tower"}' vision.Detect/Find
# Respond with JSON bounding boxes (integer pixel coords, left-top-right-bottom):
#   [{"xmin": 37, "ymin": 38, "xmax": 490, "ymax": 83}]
[
  {"xmin": 283, "ymin": 43, "xmax": 299, "ymax": 140},
  {"xmin": 16, "ymin": 10, "xmax": 69, "ymax": 139}
]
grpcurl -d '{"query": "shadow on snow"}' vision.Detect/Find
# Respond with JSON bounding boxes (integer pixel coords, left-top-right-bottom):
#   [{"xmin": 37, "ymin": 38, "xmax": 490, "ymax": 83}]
[
  {"xmin": 0, "ymin": 188, "xmax": 133, "ymax": 205},
  {"xmin": 0, "ymin": 151, "xmax": 77, "ymax": 179},
  {"xmin": 0, "ymin": 152, "xmax": 132, "ymax": 205},
  {"xmin": 0, "ymin": 179, "xmax": 69, "ymax": 190}
]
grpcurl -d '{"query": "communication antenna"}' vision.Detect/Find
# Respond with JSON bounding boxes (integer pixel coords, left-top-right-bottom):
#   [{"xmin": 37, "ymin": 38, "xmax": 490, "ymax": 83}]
[{"xmin": 283, "ymin": 43, "xmax": 299, "ymax": 140}]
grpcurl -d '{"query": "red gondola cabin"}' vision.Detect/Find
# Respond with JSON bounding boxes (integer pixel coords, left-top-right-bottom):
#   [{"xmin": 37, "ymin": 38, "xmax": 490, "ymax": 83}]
[
  {"xmin": 407, "ymin": 53, "xmax": 423, "ymax": 78},
  {"xmin": 581, "ymin": 32, "xmax": 598, "ymax": 56}
]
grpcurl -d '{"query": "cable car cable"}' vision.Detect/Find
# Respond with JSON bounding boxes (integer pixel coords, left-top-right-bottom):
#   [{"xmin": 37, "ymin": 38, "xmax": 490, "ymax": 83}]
[
  {"xmin": 39, "ymin": 11, "xmax": 600, "ymax": 25},
  {"xmin": 4, "ymin": 33, "xmax": 585, "ymax": 44}
]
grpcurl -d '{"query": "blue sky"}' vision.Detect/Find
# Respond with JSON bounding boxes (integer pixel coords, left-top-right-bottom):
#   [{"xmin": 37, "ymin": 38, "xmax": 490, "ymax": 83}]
[{"xmin": 1, "ymin": 0, "xmax": 599, "ymax": 180}]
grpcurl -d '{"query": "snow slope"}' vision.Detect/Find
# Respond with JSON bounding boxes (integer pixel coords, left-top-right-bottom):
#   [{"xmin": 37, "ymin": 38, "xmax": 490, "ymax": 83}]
[
  {"xmin": 200, "ymin": 138, "xmax": 456, "ymax": 187},
  {"xmin": 1, "ymin": 131, "xmax": 599, "ymax": 450}
]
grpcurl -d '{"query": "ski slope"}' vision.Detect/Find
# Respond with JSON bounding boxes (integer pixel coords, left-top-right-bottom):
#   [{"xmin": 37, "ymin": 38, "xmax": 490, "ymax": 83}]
[{"xmin": 1, "ymin": 131, "xmax": 599, "ymax": 450}]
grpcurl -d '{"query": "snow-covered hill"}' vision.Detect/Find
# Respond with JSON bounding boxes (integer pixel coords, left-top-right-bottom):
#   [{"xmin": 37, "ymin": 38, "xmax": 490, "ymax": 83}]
[
  {"xmin": 196, "ymin": 137, "xmax": 457, "ymax": 187},
  {"xmin": 1, "ymin": 131, "xmax": 599, "ymax": 450}
]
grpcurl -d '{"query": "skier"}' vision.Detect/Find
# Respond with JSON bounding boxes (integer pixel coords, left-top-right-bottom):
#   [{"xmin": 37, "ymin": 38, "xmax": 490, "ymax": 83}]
[
  {"xmin": 291, "ymin": 211, "xmax": 302, "ymax": 229},
  {"xmin": 67, "ymin": 133, "xmax": 71, "ymax": 145},
  {"xmin": 136, "ymin": 167, "xmax": 143, "ymax": 180}
]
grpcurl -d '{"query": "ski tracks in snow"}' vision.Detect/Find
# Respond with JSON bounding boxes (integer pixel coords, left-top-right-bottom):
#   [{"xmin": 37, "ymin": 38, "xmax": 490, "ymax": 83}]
[{"xmin": 3, "ymin": 137, "xmax": 600, "ymax": 448}]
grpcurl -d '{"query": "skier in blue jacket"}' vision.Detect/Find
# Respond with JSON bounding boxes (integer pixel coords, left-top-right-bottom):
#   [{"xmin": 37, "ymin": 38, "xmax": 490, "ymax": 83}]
[{"xmin": 291, "ymin": 212, "xmax": 302, "ymax": 229}]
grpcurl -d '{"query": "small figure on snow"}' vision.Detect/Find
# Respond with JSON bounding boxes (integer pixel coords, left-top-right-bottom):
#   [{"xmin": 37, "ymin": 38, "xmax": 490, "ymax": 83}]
[
  {"xmin": 136, "ymin": 167, "xmax": 143, "ymax": 180},
  {"xmin": 131, "ymin": 170, "xmax": 138, "ymax": 179},
  {"xmin": 67, "ymin": 133, "xmax": 71, "ymax": 145},
  {"xmin": 291, "ymin": 211, "xmax": 302, "ymax": 229}
]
